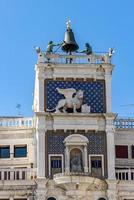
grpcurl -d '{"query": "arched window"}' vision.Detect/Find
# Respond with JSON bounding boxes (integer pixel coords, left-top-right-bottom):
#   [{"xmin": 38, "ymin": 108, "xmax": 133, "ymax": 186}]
[
  {"xmin": 98, "ymin": 198, "xmax": 106, "ymax": 200},
  {"xmin": 47, "ymin": 197, "xmax": 56, "ymax": 200}
]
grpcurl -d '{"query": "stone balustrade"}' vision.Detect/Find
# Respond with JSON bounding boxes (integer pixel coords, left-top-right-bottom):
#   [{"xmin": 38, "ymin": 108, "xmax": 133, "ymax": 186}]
[
  {"xmin": 116, "ymin": 168, "xmax": 134, "ymax": 180},
  {"xmin": 53, "ymin": 172, "xmax": 104, "ymax": 180},
  {"xmin": 37, "ymin": 52, "xmax": 111, "ymax": 64},
  {"xmin": 0, "ymin": 117, "xmax": 134, "ymax": 129},
  {"xmin": 114, "ymin": 118, "xmax": 134, "ymax": 129},
  {"xmin": 54, "ymin": 170, "xmax": 134, "ymax": 181},
  {"xmin": 0, "ymin": 117, "xmax": 33, "ymax": 128},
  {"xmin": 54, "ymin": 172, "xmax": 92, "ymax": 178},
  {"xmin": 0, "ymin": 168, "xmax": 36, "ymax": 181}
]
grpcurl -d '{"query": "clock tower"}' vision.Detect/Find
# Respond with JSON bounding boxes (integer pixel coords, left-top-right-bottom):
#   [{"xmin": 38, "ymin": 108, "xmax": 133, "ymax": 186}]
[{"xmin": 33, "ymin": 21, "xmax": 117, "ymax": 200}]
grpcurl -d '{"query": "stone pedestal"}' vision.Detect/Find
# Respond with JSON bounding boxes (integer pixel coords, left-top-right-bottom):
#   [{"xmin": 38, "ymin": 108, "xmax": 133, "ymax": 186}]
[
  {"xmin": 106, "ymin": 180, "xmax": 118, "ymax": 200},
  {"xmin": 35, "ymin": 178, "xmax": 47, "ymax": 200}
]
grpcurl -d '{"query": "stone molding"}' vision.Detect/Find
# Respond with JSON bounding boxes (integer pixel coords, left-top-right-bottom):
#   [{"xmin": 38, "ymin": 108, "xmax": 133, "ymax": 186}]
[{"xmin": 64, "ymin": 134, "xmax": 89, "ymax": 146}]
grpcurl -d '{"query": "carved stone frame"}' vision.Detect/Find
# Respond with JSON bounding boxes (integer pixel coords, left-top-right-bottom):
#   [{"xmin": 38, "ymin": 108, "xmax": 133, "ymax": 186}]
[{"xmin": 64, "ymin": 134, "xmax": 89, "ymax": 173}]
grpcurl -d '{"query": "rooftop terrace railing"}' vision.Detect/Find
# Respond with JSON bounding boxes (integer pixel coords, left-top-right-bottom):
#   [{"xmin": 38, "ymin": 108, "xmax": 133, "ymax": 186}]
[
  {"xmin": 0, "ymin": 117, "xmax": 134, "ymax": 129},
  {"xmin": 114, "ymin": 118, "xmax": 134, "ymax": 129},
  {"xmin": 0, "ymin": 117, "xmax": 33, "ymax": 128},
  {"xmin": 37, "ymin": 52, "xmax": 112, "ymax": 65}
]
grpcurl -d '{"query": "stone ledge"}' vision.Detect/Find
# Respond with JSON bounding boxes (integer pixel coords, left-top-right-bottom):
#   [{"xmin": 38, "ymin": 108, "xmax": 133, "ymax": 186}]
[{"xmin": 54, "ymin": 173, "xmax": 107, "ymax": 191}]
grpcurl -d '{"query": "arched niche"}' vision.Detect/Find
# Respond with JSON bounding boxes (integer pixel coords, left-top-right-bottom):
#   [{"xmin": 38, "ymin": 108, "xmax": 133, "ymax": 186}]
[
  {"xmin": 70, "ymin": 148, "xmax": 83, "ymax": 172},
  {"xmin": 64, "ymin": 134, "xmax": 89, "ymax": 173}
]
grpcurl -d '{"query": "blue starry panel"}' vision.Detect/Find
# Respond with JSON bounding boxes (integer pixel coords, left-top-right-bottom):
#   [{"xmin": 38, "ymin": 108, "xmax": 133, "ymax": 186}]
[
  {"xmin": 45, "ymin": 80, "xmax": 106, "ymax": 113},
  {"xmin": 46, "ymin": 131, "xmax": 106, "ymax": 154}
]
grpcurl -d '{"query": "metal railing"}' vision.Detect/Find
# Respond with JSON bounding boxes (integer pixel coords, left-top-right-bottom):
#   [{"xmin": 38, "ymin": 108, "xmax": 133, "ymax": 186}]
[
  {"xmin": 114, "ymin": 118, "xmax": 134, "ymax": 129},
  {"xmin": 116, "ymin": 168, "xmax": 134, "ymax": 180},
  {"xmin": 37, "ymin": 52, "xmax": 111, "ymax": 65},
  {"xmin": 0, "ymin": 168, "xmax": 36, "ymax": 181},
  {"xmin": 0, "ymin": 117, "xmax": 33, "ymax": 128}
]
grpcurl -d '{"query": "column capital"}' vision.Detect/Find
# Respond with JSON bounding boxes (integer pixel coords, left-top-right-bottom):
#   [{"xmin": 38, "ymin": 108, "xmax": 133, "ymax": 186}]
[
  {"xmin": 106, "ymin": 127, "xmax": 115, "ymax": 134},
  {"xmin": 104, "ymin": 65, "xmax": 114, "ymax": 75},
  {"xmin": 36, "ymin": 128, "xmax": 46, "ymax": 134},
  {"xmin": 105, "ymin": 113, "xmax": 117, "ymax": 132},
  {"xmin": 36, "ymin": 115, "xmax": 46, "ymax": 130},
  {"xmin": 104, "ymin": 113, "xmax": 117, "ymax": 121}
]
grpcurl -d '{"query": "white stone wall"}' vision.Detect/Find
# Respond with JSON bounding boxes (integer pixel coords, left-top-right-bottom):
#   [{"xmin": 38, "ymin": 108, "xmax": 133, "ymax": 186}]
[
  {"xmin": 0, "ymin": 127, "xmax": 35, "ymax": 168},
  {"xmin": 115, "ymin": 129, "xmax": 134, "ymax": 167}
]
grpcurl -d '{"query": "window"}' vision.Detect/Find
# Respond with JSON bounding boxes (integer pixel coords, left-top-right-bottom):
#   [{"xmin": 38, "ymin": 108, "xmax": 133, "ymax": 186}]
[
  {"xmin": 14, "ymin": 199, "xmax": 27, "ymax": 200},
  {"xmin": 0, "ymin": 199, "xmax": 9, "ymax": 200},
  {"xmin": 49, "ymin": 155, "xmax": 62, "ymax": 176},
  {"xmin": 91, "ymin": 160, "xmax": 102, "ymax": 168},
  {"xmin": 0, "ymin": 146, "xmax": 10, "ymax": 158},
  {"xmin": 89, "ymin": 155, "xmax": 104, "ymax": 177},
  {"xmin": 51, "ymin": 159, "xmax": 61, "ymax": 168},
  {"xmin": 14, "ymin": 145, "xmax": 27, "ymax": 158},
  {"xmin": 47, "ymin": 197, "xmax": 56, "ymax": 200},
  {"xmin": 131, "ymin": 145, "xmax": 134, "ymax": 158},
  {"xmin": 115, "ymin": 145, "xmax": 128, "ymax": 158},
  {"xmin": 98, "ymin": 198, "xmax": 106, "ymax": 200},
  {"xmin": 91, "ymin": 156, "xmax": 102, "ymax": 177}
]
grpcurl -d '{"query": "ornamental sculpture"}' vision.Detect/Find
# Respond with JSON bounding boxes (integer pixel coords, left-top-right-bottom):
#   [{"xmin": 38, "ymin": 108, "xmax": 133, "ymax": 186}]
[
  {"xmin": 71, "ymin": 155, "xmax": 83, "ymax": 172},
  {"xmin": 54, "ymin": 88, "xmax": 90, "ymax": 113}
]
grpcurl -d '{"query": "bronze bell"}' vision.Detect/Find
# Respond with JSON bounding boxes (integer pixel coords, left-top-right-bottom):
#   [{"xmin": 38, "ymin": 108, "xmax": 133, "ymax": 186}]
[{"xmin": 62, "ymin": 20, "xmax": 79, "ymax": 53}]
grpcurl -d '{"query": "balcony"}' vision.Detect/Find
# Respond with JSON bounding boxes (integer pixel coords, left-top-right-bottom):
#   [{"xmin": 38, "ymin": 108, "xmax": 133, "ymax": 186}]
[
  {"xmin": 0, "ymin": 117, "xmax": 33, "ymax": 128},
  {"xmin": 53, "ymin": 172, "xmax": 106, "ymax": 191},
  {"xmin": 37, "ymin": 52, "xmax": 111, "ymax": 65},
  {"xmin": 0, "ymin": 168, "xmax": 36, "ymax": 181},
  {"xmin": 116, "ymin": 169, "xmax": 134, "ymax": 180}
]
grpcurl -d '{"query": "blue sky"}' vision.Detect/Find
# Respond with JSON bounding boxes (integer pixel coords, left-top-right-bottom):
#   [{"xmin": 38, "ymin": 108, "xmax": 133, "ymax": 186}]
[{"xmin": 0, "ymin": 0, "xmax": 134, "ymax": 117}]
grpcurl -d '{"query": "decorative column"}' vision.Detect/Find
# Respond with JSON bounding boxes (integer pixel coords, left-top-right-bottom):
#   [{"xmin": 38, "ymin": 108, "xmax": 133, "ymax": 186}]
[
  {"xmin": 83, "ymin": 145, "xmax": 88, "ymax": 173},
  {"xmin": 65, "ymin": 146, "xmax": 70, "ymax": 173},
  {"xmin": 105, "ymin": 68, "xmax": 112, "ymax": 113},
  {"xmin": 106, "ymin": 114, "xmax": 116, "ymax": 180},
  {"xmin": 37, "ymin": 126, "xmax": 46, "ymax": 178},
  {"xmin": 35, "ymin": 64, "xmax": 45, "ymax": 112}
]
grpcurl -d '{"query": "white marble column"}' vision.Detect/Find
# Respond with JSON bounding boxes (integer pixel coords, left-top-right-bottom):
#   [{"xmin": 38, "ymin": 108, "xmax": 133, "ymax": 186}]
[
  {"xmin": 105, "ymin": 73, "xmax": 112, "ymax": 113},
  {"xmin": 106, "ymin": 125, "xmax": 115, "ymax": 179},
  {"xmin": 65, "ymin": 146, "xmax": 70, "ymax": 173},
  {"xmin": 83, "ymin": 146, "xmax": 88, "ymax": 173},
  {"xmin": 10, "ymin": 145, "xmax": 14, "ymax": 159},
  {"xmin": 35, "ymin": 64, "xmax": 45, "ymax": 112},
  {"xmin": 38, "ymin": 77, "xmax": 45, "ymax": 112},
  {"xmin": 37, "ymin": 128, "xmax": 45, "ymax": 178}
]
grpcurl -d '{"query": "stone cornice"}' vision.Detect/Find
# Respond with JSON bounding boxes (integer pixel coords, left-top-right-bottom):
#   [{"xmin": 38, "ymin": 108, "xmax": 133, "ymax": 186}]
[{"xmin": 36, "ymin": 62, "xmax": 114, "ymax": 80}]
